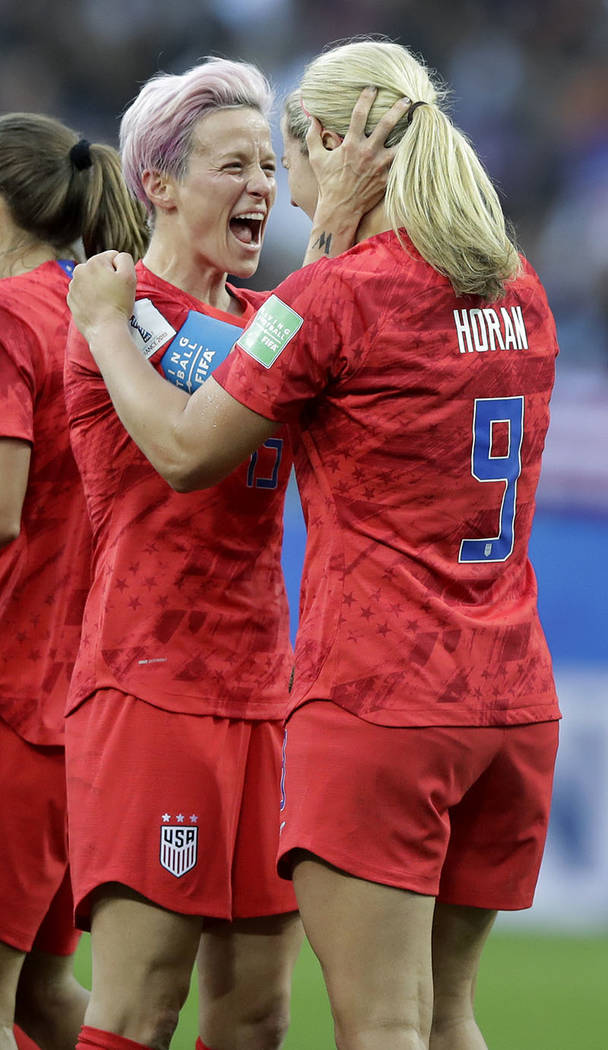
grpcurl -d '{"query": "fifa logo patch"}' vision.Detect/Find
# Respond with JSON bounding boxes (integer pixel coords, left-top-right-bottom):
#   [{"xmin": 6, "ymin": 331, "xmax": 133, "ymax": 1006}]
[
  {"xmin": 238, "ymin": 295, "xmax": 303, "ymax": 368},
  {"xmin": 159, "ymin": 813, "xmax": 198, "ymax": 877}
]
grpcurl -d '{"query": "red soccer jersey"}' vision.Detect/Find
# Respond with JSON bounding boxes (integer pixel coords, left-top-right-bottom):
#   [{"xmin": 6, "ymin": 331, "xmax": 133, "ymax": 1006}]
[
  {"xmin": 214, "ymin": 231, "xmax": 561, "ymax": 727},
  {"xmin": 64, "ymin": 262, "xmax": 293, "ymax": 719},
  {"xmin": 0, "ymin": 261, "xmax": 91, "ymax": 745}
]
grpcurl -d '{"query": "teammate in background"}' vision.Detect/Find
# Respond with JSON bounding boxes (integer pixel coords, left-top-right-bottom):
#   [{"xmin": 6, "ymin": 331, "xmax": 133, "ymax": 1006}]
[
  {"xmin": 0, "ymin": 113, "xmax": 147, "ymax": 1050},
  {"xmin": 63, "ymin": 59, "xmax": 400, "ymax": 1050},
  {"xmin": 68, "ymin": 37, "xmax": 562, "ymax": 1050}
]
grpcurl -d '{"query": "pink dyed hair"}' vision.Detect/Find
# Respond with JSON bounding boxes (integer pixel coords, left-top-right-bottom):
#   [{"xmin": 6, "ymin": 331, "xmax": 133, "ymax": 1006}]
[{"xmin": 120, "ymin": 57, "xmax": 274, "ymax": 217}]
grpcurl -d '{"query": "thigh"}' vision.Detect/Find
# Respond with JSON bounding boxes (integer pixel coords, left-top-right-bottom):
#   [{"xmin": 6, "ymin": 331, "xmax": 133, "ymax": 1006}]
[
  {"xmin": 292, "ymin": 855, "xmax": 435, "ymax": 1043},
  {"xmin": 15, "ymin": 945, "xmax": 88, "ymax": 1043},
  {"xmin": 197, "ymin": 912, "xmax": 303, "ymax": 1030},
  {"xmin": 86, "ymin": 885, "xmax": 202, "ymax": 1032},
  {"xmin": 0, "ymin": 940, "xmax": 25, "ymax": 1025},
  {"xmin": 232, "ymin": 720, "xmax": 298, "ymax": 918},
  {"xmin": 438, "ymin": 720, "xmax": 559, "ymax": 910},
  {"xmin": 432, "ymin": 901, "xmax": 496, "ymax": 1000},
  {"xmin": 66, "ymin": 690, "xmax": 254, "ymax": 926},
  {"xmin": 0, "ymin": 719, "xmax": 69, "ymax": 953},
  {"xmin": 430, "ymin": 901, "xmax": 496, "ymax": 1049}
]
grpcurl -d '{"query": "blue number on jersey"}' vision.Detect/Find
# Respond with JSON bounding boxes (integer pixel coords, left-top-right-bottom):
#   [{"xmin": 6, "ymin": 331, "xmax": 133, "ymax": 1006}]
[
  {"xmin": 247, "ymin": 437, "xmax": 283, "ymax": 490},
  {"xmin": 459, "ymin": 395, "xmax": 524, "ymax": 563},
  {"xmin": 159, "ymin": 310, "xmax": 240, "ymax": 392}
]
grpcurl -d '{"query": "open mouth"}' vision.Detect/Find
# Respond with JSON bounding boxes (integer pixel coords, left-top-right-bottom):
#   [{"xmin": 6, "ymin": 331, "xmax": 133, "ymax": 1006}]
[{"xmin": 229, "ymin": 212, "xmax": 264, "ymax": 247}]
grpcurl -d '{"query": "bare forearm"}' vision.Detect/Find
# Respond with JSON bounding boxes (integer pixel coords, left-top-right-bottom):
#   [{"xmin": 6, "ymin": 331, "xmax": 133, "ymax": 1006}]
[{"xmin": 86, "ymin": 321, "xmax": 277, "ymax": 492}]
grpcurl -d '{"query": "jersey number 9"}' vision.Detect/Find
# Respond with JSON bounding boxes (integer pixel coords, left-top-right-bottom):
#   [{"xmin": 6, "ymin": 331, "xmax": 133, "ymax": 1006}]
[{"xmin": 459, "ymin": 395, "xmax": 524, "ymax": 564}]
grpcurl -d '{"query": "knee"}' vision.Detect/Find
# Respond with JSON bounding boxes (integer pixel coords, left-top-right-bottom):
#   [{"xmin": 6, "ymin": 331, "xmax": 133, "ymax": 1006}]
[
  {"xmin": 331, "ymin": 997, "xmax": 431, "ymax": 1050},
  {"xmin": 248, "ymin": 997, "xmax": 291, "ymax": 1050},
  {"xmin": 142, "ymin": 1004, "xmax": 182, "ymax": 1050},
  {"xmin": 430, "ymin": 1005, "xmax": 482, "ymax": 1050},
  {"xmin": 87, "ymin": 980, "xmax": 187, "ymax": 1050},
  {"xmin": 430, "ymin": 983, "xmax": 476, "ymax": 1034},
  {"xmin": 334, "ymin": 1018, "xmax": 428, "ymax": 1050},
  {"xmin": 203, "ymin": 993, "xmax": 291, "ymax": 1050}
]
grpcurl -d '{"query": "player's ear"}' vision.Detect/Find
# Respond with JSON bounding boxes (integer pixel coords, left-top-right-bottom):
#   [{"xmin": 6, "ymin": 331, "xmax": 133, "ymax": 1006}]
[
  {"xmin": 320, "ymin": 129, "xmax": 343, "ymax": 152},
  {"xmin": 141, "ymin": 169, "xmax": 177, "ymax": 213}
]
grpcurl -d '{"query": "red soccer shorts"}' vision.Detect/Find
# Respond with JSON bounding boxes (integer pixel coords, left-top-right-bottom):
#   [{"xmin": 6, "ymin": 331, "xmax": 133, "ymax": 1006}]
[
  {"xmin": 65, "ymin": 689, "xmax": 297, "ymax": 927},
  {"xmin": 0, "ymin": 717, "xmax": 80, "ymax": 954},
  {"xmin": 277, "ymin": 700, "xmax": 559, "ymax": 910}
]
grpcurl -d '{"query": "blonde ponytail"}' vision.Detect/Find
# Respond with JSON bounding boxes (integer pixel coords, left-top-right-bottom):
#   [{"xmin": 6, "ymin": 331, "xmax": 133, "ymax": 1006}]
[
  {"xmin": 385, "ymin": 103, "xmax": 520, "ymax": 300},
  {"xmin": 295, "ymin": 39, "xmax": 521, "ymax": 301}
]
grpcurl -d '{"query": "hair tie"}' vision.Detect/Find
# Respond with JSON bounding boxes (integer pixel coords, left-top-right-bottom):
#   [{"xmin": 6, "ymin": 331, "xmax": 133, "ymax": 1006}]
[
  {"xmin": 406, "ymin": 101, "xmax": 427, "ymax": 126},
  {"xmin": 70, "ymin": 138, "xmax": 93, "ymax": 171}
]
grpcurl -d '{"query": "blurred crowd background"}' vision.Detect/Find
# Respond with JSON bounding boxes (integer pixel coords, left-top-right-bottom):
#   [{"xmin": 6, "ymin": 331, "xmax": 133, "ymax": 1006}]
[
  {"xmin": 1, "ymin": 0, "xmax": 607, "ymax": 363},
  {"xmin": 1, "ymin": 0, "xmax": 607, "ymax": 928}
]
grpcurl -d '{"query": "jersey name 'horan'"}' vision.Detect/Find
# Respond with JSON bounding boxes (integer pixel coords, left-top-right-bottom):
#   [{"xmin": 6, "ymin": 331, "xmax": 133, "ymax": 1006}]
[{"xmin": 453, "ymin": 306, "xmax": 528, "ymax": 354}]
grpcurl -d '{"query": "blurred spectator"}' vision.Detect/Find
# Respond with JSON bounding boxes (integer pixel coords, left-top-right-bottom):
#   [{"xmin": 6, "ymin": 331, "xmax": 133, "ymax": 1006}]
[{"xmin": 0, "ymin": 0, "xmax": 606, "ymax": 365}]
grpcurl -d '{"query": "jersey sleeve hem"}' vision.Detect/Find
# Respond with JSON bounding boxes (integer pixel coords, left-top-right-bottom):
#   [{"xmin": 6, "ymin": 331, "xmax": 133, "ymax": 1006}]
[{"xmin": 213, "ymin": 363, "xmax": 293, "ymax": 424}]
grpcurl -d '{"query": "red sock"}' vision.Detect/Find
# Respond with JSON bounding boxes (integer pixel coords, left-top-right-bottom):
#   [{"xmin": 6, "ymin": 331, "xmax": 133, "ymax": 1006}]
[
  {"xmin": 13, "ymin": 1027, "xmax": 40, "ymax": 1050},
  {"xmin": 76, "ymin": 1026, "xmax": 154, "ymax": 1050},
  {"xmin": 196, "ymin": 1040, "xmax": 214, "ymax": 1050}
]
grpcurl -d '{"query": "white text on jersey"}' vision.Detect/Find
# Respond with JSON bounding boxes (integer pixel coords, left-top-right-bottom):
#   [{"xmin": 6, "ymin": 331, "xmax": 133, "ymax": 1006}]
[{"xmin": 453, "ymin": 306, "xmax": 528, "ymax": 354}]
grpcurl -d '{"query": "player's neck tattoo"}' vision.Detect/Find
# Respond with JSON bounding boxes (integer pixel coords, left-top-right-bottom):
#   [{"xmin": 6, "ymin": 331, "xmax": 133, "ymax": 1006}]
[{"xmin": 312, "ymin": 231, "xmax": 333, "ymax": 255}]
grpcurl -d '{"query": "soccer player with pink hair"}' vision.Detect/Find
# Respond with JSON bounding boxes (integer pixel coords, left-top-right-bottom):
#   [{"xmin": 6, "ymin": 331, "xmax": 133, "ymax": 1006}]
[{"xmin": 63, "ymin": 55, "xmax": 399, "ymax": 1050}]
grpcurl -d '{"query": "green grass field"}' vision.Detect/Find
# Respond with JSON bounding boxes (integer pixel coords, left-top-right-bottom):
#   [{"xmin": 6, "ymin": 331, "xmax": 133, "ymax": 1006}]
[{"xmin": 74, "ymin": 930, "xmax": 607, "ymax": 1049}]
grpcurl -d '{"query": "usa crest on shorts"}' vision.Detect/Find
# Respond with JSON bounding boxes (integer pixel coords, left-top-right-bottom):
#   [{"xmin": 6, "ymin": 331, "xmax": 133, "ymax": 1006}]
[{"xmin": 160, "ymin": 813, "xmax": 198, "ymax": 877}]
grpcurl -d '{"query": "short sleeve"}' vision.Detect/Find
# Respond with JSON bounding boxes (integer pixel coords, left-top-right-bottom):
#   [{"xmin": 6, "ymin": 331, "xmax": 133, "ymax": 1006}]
[
  {"xmin": 0, "ymin": 310, "xmax": 38, "ymax": 442},
  {"xmin": 213, "ymin": 259, "xmax": 357, "ymax": 423}
]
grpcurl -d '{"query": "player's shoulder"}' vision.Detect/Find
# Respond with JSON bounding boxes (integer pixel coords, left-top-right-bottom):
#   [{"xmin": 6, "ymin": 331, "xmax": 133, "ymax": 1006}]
[
  {"xmin": 0, "ymin": 261, "xmax": 68, "ymax": 317},
  {"xmin": 230, "ymin": 286, "xmax": 270, "ymax": 311},
  {"xmin": 504, "ymin": 254, "xmax": 554, "ymax": 321},
  {"xmin": 514, "ymin": 254, "xmax": 549, "ymax": 298},
  {"xmin": 281, "ymin": 229, "xmax": 425, "ymax": 294},
  {"xmin": 0, "ymin": 264, "xmax": 70, "ymax": 361},
  {"xmin": 274, "ymin": 232, "xmax": 430, "ymax": 331},
  {"xmin": 271, "ymin": 240, "xmax": 372, "ymax": 309}
]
